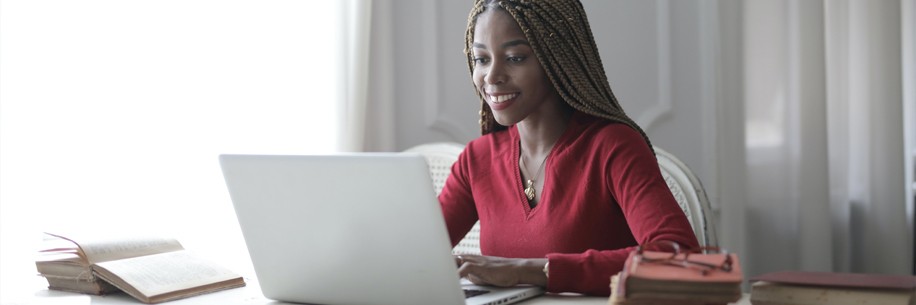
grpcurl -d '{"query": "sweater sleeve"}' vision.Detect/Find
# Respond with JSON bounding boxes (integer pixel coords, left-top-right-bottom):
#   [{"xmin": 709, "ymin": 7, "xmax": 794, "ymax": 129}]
[
  {"xmin": 546, "ymin": 128, "xmax": 700, "ymax": 296},
  {"xmin": 437, "ymin": 147, "xmax": 480, "ymax": 247}
]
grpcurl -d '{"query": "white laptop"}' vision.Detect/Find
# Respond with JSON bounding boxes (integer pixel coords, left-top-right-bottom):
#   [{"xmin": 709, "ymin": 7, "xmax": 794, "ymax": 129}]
[{"xmin": 219, "ymin": 153, "xmax": 544, "ymax": 305}]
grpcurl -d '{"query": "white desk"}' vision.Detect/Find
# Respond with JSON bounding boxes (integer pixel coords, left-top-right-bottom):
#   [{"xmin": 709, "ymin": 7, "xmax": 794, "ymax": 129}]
[
  {"xmin": 7, "ymin": 276, "xmax": 750, "ymax": 305},
  {"xmin": 1, "ymin": 245, "xmax": 750, "ymax": 305}
]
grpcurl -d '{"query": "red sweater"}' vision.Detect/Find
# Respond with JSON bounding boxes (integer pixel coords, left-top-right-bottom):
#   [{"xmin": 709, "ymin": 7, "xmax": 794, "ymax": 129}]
[{"xmin": 438, "ymin": 111, "xmax": 699, "ymax": 296}]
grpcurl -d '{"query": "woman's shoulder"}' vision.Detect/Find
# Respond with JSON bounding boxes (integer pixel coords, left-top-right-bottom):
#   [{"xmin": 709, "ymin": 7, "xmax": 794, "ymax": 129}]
[
  {"xmin": 569, "ymin": 112, "xmax": 648, "ymax": 147},
  {"xmin": 465, "ymin": 128, "xmax": 513, "ymax": 154},
  {"xmin": 454, "ymin": 130, "xmax": 514, "ymax": 173}
]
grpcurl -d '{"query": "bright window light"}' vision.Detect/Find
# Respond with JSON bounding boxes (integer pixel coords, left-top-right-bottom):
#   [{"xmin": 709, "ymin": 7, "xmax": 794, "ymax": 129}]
[{"xmin": 0, "ymin": 0, "xmax": 344, "ymax": 293}]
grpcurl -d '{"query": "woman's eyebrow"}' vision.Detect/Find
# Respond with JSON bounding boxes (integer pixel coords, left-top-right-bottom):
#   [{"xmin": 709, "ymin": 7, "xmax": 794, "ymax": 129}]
[
  {"xmin": 500, "ymin": 39, "xmax": 529, "ymax": 48},
  {"xmin": 472, "ymin": 39, "xmax": 530, "ymax": 50}
]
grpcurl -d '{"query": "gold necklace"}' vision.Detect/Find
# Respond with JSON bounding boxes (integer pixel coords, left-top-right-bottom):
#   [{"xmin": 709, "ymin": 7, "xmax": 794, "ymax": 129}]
[{"xmin": 520, "ymin": 151, "xmax": 549, "ymax": 202}]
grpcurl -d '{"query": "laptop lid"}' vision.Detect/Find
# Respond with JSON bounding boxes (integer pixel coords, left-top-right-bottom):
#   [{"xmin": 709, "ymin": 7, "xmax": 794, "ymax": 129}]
[{"xmin": 219, "ymin": 153, "xmax": 542, "ymax": 305}]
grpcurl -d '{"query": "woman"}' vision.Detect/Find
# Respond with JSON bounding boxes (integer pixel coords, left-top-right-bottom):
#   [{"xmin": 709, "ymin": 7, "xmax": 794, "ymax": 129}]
[{"xmin": 438, "ymin": 0, "xmax": 699, "ymax": 296}]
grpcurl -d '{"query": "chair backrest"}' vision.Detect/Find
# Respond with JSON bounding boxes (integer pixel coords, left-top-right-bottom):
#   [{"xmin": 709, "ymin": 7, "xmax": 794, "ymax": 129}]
[
  {"xmin": 404, "ymin": 143, "xmax": 718, "ymax": 255},
  {"xmin": 403, "ymin": 142, "xmax": 482, "ymax": 255},
  {"xmin": 653, "ymin": 146, "xmax": 718, "ymax": 248},
  {"xmin": 403, "ymin": 142, "xmax": 465, "ymax": 194}
]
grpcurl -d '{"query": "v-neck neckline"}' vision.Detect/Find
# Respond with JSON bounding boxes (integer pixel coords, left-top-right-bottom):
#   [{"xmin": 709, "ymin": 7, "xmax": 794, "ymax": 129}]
[{"xmin": 510, "ymin": 111, "xmax": 582, "ymax": 218}]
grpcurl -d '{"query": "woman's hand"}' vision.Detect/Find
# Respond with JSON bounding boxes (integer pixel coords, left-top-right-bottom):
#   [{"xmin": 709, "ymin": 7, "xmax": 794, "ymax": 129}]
[{"xmin": 454, "ymin": 254, "xmax": 548, "ymax": 287}]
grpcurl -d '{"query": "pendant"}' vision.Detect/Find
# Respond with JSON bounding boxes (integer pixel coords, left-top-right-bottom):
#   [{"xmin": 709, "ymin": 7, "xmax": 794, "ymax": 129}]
[{"xmin": 524, "ymin": 179, "xmax": 536, "ymax": 201}]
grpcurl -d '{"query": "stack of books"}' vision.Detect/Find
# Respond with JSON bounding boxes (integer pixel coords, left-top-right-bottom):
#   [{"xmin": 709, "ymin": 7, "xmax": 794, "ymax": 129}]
[
  {"xmin": 750, "ymin": 271, "xmax": 916, "ymax": 305},
  {"xmin": 609, "ymin": 249, "xmax": 743, "ymax": 305},
  {"xmin": 35, "ymin": 232, "xmax": 245, "ymax": 304}
]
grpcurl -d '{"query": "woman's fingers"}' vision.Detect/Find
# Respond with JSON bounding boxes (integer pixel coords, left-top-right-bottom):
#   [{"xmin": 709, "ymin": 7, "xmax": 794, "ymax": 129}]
[
  {"xmin": 466, "ymin": 273, "xmax": 487, "ymax": 285},
  {"xmin": 456, "ymin": 255, "xmax": 518, "ymax": 287},
  {"xmin": 457, "ymin": 256, "xmax": 490, "ymax": 285},
  {"xmin": 458, "ymin": 263, "xmax": 493, "ymax": 286},
  {"xmin": 458, "ymin": 254, "xmax": 482, "ymax": 263}
]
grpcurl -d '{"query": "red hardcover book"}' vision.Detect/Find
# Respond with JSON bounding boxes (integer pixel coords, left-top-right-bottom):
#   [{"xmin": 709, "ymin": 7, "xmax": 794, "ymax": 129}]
[
  {"xmin": 750, "ymin": 271, "xmax": 916, "ymax": 305},
  {"xmin": 610, "ymin": 250, "xmax": 743, "ymax": 305}
]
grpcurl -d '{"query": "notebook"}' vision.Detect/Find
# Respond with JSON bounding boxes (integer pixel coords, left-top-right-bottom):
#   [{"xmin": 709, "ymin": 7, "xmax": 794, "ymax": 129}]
[{"xmin": 219, "ymin": 153, "xmax": 544, "ymax": 305}]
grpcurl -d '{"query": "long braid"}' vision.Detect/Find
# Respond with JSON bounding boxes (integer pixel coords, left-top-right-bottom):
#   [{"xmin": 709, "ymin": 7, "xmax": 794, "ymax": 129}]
[{"xmin": 464, "ymin": 0, "xmax": 653, "ymax": 150}]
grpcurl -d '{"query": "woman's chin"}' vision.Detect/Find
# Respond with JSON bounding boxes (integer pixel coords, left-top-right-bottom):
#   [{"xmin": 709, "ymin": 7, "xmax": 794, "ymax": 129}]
[{"xmin": 491, "ymin": 115, "xmax": 517, "ymax": 127}]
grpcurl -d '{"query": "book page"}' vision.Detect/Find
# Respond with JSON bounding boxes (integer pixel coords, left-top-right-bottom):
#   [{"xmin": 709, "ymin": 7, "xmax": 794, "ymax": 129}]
[
  {"xmin": 92, "ymin": 250, "xmax": 242, "ymax": 299},
  {"xmin": 39, "ymin": 234, "xmax": 82, "ymax": 253},
  {"xmin": 36, "ymin": 255, "xmax": 95, "ymax": 280},
  {"xmin": 45, "ymin": 232, "xmax": 184, "ymax": 264},
  {"xmin": 36, "ymin": 251, "xmax": 84, "ymax": 264}
]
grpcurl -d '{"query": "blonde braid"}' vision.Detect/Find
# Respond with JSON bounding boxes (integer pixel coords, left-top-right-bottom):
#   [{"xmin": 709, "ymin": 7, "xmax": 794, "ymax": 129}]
[{"xmin": 464, "ymin": 0, "xmax": 653, "ymax": 150}]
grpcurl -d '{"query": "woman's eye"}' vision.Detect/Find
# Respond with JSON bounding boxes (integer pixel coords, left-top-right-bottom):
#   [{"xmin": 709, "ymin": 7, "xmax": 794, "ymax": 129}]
[
  {"xmin": 507, "ymin": 56, "xmax": 525, "ymax": 63},
  {"xmin": 473, "ymin": 57, "xmax": 490, "ymax": 65}
]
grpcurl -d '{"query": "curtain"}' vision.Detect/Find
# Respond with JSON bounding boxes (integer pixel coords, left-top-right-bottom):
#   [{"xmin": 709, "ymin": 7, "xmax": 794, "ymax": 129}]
[
  {"xmin": 360, "ymin": 0, "xmax": 398, "ymax": 152},
  {"xmin": 903, "ymin": 0, "xmax": 916, "ymax": 275},
  {"xmin": 743, "ymin": 0, "xmax": 912, "ymax": 277},
  {"xmin": 340, "ymin": 0, "xmax": 375, "ymax": 152}
]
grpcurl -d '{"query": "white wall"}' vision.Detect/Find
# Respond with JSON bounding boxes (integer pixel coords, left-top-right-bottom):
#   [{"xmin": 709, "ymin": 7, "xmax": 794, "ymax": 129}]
[
  {"xmin": 370, "ymin": 0, "xmax": 729, "ymax": 198},
  {"xmin": 374, "ymin": 0, "xmax": 719, "ymax": 172}
]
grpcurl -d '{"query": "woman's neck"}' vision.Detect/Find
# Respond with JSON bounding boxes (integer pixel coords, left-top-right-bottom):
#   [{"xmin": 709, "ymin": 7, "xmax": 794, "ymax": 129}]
[{"xmin": 516, "ymin": 103, "xmax": 574, "ymax": 157}]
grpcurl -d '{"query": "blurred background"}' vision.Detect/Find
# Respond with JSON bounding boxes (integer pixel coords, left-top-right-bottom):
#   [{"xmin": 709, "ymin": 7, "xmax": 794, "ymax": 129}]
[{"xmin": 1, "ymin": 0, "xmax": 914, "ymax": 298}]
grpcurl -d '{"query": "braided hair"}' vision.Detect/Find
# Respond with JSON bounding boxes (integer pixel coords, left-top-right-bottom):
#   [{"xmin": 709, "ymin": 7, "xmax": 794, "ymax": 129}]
[{"xmin": 465, "ymin": 0, "xmax": 652, "ymax": 149}]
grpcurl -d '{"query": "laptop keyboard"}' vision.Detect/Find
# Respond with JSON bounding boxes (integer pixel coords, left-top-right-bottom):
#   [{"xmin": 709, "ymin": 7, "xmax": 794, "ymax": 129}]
[{"xmin": 463, "ymin": 288, "xmax": 490, "ymax": 298}]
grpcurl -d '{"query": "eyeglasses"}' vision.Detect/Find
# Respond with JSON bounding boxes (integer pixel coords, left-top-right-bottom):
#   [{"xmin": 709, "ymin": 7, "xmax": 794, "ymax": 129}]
[{"xmin": 634, "ymin": 240, "xmax": 733, "ymax": 276}]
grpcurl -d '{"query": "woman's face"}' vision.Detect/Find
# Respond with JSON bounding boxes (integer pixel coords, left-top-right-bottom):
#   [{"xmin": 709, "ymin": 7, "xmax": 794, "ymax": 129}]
[{"xmin": 471, "ymin": 9, "xmax": 560, "ymax": 126}]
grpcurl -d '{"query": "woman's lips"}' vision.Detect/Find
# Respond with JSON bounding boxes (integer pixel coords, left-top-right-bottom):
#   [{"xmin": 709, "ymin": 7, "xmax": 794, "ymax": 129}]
[{"xmin": 488, "ymin": 93, "xmax": 519, "ymax": 111}]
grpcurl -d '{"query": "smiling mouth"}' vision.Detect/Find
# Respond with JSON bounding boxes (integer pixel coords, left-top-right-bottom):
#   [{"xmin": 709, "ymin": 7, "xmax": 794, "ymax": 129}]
[{"xmin": 489, "ymin": 93, "xmax": 519, "ymax": 104}]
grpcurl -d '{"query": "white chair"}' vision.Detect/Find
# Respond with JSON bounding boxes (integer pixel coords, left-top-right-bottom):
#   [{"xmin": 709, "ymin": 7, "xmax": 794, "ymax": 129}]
[
  {"xmin": 403, "ymin": 142, "xmax": 482, "ymax": 255},
  {"xmin": 404, "ymin": 143, "xmax": 718, "ymax": 255},
  {"xmin": 403, "ymin": 142, "xmax": 464, "ymax": 194},
  {"xmin": 654, "ymin": 146, "xmax": 718, "ymax": 248}
]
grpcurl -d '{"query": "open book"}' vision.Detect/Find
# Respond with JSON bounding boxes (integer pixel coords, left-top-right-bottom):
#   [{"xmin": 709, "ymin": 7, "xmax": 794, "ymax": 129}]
[{"xmin": 36, "ymin": 232, "xmax": 245, "ymax": 303}]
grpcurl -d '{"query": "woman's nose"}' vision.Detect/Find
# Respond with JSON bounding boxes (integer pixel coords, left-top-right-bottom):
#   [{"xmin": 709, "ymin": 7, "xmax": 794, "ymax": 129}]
[{"xmin": 484, "ymin": 61, "xmax": 507, "ymax": 84}]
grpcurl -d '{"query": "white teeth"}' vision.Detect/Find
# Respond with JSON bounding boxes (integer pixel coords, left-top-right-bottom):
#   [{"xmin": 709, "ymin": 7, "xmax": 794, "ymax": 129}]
[{"xmin": 491, "ymin": 93, "xmax": 518, "ymax": 103}]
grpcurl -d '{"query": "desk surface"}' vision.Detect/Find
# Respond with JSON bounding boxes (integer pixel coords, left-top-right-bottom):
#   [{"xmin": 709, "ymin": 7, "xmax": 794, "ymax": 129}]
[{"xmin": 6, "ymin": 277, "xmax": 751, "ymax": 305}]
